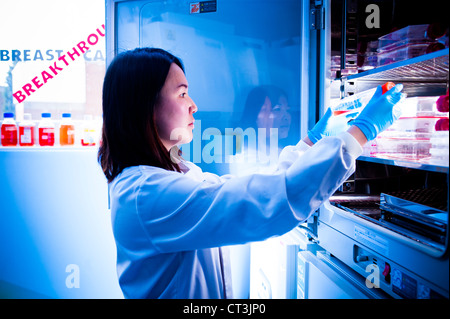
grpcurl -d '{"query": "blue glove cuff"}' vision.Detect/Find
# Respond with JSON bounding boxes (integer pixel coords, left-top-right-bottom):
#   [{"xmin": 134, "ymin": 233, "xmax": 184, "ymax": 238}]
[
  {"xmin": 351, "ymin": 117, "xmax": 377, "ymax": 141},
  {"xmin": 307, "ymin": 130, "xmax": 320, "ymax": 144}
]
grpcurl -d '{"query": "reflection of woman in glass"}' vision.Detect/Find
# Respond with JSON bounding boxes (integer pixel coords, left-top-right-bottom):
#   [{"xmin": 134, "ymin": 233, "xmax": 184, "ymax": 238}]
[
  {"xmin": 240, "ymin": 85, "xmax": 292, "ymax": 143},
  {"xmin": 229, "ymin": 85, "xmax": 293, "ymax": 176}
]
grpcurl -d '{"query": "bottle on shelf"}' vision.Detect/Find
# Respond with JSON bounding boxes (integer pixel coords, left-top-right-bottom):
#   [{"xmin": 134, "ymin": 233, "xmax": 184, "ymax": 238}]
[
  {"xmin": 81, "ymin": 114, "xmax": 96, "ymax": 146},
  {"xmin": 19, "ymin": 113, "xmax": 35, "ymax": 146},
  {"xmin": 38, "ymin": 112, "xmax": 55, "ymax": 146},
  {"xmin": 59, "ymin": 113, "xmax": 75, "ymax": 146},
  {"xmin": 1, "ymin": 112, "xmax": 18, "ymax": 146}
]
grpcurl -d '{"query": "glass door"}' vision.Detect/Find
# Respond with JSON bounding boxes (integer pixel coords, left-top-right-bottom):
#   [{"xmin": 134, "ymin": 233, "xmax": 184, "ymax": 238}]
[{"xmin": 112, "ymin": 0, "xmax": 308, "ymax": 175}]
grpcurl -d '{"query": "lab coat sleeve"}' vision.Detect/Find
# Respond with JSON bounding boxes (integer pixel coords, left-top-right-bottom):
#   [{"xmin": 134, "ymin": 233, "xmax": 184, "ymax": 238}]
[
  {"xmin": 277, "ymin": 139, "xmax": 311, "ymax": 171},
  {"xmin": 135, "ymin": 133, "xmax": 362, "ymax": 254}
]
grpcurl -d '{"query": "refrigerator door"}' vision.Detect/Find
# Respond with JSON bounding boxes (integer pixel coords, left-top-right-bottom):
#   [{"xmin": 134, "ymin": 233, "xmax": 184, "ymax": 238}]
[{"xmin": 109, "ymin": 0, "xmax": 310, "ymax": 175}]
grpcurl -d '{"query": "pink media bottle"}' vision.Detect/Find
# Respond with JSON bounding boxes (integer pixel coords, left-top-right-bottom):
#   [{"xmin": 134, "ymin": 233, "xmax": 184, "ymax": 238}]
[
  {"xmin": 1, "ymin": 112, "xmax": 18, "ymax": 146},
  {"xmin": 38, "ymin": 112, "xmax": 55, "ymax": 146},
  {"xmin": 19, "ymin": 113, "xmax": 35, "ymax": 146}
]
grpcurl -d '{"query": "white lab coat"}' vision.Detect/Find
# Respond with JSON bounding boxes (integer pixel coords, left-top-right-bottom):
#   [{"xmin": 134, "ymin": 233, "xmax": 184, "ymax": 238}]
[{"xmin": 109, "ymin": 132, "xmax": 363, "ymax": 298}]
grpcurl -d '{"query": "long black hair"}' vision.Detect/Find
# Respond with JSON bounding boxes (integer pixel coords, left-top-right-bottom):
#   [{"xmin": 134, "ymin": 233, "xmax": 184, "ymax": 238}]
[{"xmin": 98, "ymin": 47, "xmax": 184, "ymax": 183}]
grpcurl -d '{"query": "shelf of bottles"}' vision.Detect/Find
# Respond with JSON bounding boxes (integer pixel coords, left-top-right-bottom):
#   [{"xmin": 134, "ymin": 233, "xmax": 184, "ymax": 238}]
[{"xmin": 1, "ymin": 112, "xmax": 101, "ymax": 150}]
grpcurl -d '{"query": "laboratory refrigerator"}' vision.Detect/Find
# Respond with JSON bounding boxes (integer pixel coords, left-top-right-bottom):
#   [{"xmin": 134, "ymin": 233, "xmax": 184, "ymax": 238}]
[{"xmin": 106, "ymin": 0, "xmax": 449, "ymax": 299}]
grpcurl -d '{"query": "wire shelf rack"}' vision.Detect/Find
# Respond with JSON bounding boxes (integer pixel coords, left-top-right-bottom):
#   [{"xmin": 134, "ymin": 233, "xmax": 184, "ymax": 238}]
[
  {"xmin": 340, "ymin": 49, "xmax": 449, "ymax": 97},
  {"xmin": 346, "ymin": 49, "xmax": 449, "ymax": 83}
]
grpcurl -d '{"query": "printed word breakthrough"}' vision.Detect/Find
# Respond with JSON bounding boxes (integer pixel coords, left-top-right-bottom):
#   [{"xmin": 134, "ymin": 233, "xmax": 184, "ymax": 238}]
[{"xmin": 13, "ymin": 24, "xmax": 105, "ymax": 104}]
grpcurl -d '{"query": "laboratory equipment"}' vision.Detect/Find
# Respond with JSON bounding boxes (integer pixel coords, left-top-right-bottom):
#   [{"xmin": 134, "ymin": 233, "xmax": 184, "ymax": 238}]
[
  {"xmin": 316, "ymin": 0, "xmax": 448, "ymax": 299},
  {"xmin": 331, "ymin": 81, "xmax": 395, "ymax": 115}
]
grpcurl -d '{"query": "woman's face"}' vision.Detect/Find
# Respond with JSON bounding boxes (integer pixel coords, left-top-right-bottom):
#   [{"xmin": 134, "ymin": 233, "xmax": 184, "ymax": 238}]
[
  {"xmin": 155, "ymin": 63, "xmax": 197, "ymax": 151},
  {"xmin": 256, "ymin": 95, "xmax": 291, "ymax": 139}
]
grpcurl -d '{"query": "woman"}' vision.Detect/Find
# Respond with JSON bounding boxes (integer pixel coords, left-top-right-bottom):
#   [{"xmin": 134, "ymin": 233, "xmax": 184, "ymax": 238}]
[{"xmin": 98, "ymin": 47, "xmax": 404, "ymax": 298}]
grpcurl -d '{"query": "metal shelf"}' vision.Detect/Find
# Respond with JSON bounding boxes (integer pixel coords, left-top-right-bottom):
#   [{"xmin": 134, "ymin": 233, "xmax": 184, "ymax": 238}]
[
  {"xmin": 346, "ymin": 49, "xmax": 449, "ymax": 83},
  {"xmin": 342, "ymin": 49, "xmax": 449, "ymax": 97},
  {"xmin": 357, "ymin": 155, "xmax": 449, "ymax": 174}
]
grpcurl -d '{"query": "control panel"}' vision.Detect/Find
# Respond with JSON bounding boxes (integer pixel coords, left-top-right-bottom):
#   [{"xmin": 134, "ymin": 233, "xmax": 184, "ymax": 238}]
[{"xmin": 353, "ymin": 245, "xmax": 446, "ymax": 299}]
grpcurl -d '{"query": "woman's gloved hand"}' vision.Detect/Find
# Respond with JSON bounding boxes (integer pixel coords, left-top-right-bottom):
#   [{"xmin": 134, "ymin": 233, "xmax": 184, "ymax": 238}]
[
  {"xmin": 351, "ymin": 84, "xmax": 405, "ymax": 141},
  {"xmin": 308, "ymin": 107, "xmax": 360, "ymax": 144}
]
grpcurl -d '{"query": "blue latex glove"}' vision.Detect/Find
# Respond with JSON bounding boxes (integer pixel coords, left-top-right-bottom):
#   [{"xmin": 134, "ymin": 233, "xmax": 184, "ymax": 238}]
[
  {"xmin": 352, "ymin": 84, "xmax": 405, "ymax": 141},
  {"xmin": 308, "ymin": 107, "xmax": 360, "ymax": 144}
]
